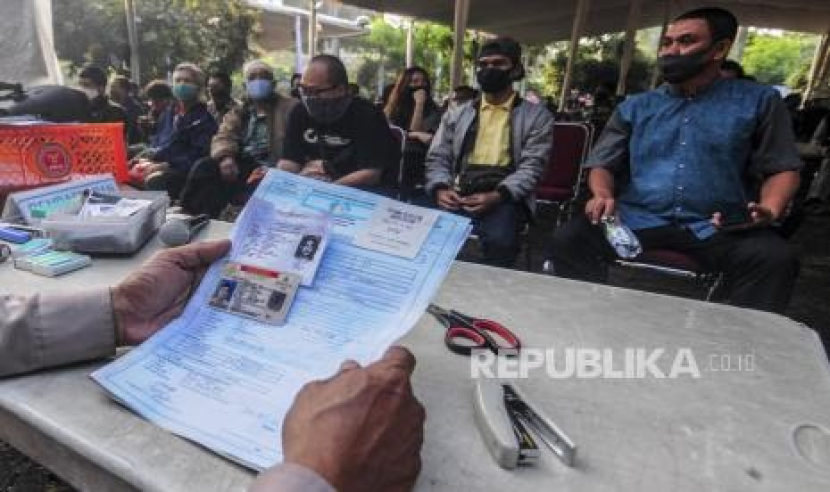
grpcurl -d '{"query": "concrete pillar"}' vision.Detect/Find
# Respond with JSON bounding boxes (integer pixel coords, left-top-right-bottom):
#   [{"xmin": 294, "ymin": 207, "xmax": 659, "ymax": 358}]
[
  {"xmin": 559, "ymin": 0, "xmax": 591, "ymax": 110},
  {"xmin": 450, "ymin": 0, "xmax": 471, "ymax": 90},
  {"xmin": 616, "ymin": 0, "xmax": 642, "ymax": 97},
  {"xmin": 406, "ymin": 19, "xmax": 415, "ymax": 67}
]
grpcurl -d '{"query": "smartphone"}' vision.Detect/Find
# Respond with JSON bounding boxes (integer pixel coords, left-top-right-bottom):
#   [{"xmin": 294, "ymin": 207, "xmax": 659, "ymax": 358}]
[{"xmin": 718, "ymin": 209, "xmax": 759, "ymax": 232}]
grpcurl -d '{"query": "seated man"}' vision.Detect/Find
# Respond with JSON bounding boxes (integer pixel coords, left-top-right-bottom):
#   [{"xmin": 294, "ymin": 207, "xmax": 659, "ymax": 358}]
[
  {"xmin": 425, "ymin": 37, "xmax": 554, "ymax": 267},
  {"xmin": 78, "ymin": 65, "xmax": 127, "ymax": 125},
  {"xmin": 277, "ymin": 55, "xmax": 400, "ymax": 191},
  {"xmin": 137, "ymin": 79, "xmax": 174, "ymax": 143},
  {"xmin": 180, "ymin": 60, "xmax": 297, "ymax": 218},
  {"xmin": 547, "ymin": 8, "xmax": 802, "ymax": 314},
  {"xmin": 110, "ymin": 75, "xmax": 145, "ymax": 145},
  {"xmin": 1, "ymin": 241, "xmax": 424, "ymax": 491},
  {"xmin": 133, "ymin": 63, "xmax": 218, "ymax": 200},
  {"xmin": 206, "ymin": 69, "xmax": 241, "ymax": 124}
]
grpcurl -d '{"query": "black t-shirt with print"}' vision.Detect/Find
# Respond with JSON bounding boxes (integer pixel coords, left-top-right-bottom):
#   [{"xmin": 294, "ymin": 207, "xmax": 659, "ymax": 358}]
[{"xmin": 283, "ymin": 97, "xmax": 401, "ymax": 180}]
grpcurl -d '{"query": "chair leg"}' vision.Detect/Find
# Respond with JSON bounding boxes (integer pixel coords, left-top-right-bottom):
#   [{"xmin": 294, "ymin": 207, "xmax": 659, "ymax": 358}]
[{"xmin": 705, "ymin": 273, "xmax": 725, "ymax": 302}]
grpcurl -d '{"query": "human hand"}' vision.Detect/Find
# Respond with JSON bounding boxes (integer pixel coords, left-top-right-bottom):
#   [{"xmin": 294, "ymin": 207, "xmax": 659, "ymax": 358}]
[
  {"xmin": 461, "ymin": 191, "xmax": 502, "ymax": 215},
  {"xmin": 712, "ymin": 202, "xmax": 776, "ymax": 231},
  {"xmin": 407, "ymin": 131, "xmax": 433, "ymax": 145},
  {"xmin": 585, "ymin": 195, "xmax": 616, "ymax": 224},
  {"xmin": 219, "ymin": 157, "xmax": 239, "ymax": 182},
  {"xmin": 111, "ymin": 240, "xmax": 231, "ymax": 345},
  {"xmin": 300, "ymin": 160, "xmax": 331, "ymax": 181},
  {"xmin": 283, "ymin": 347, "xmax": 425, "ymax": 492},
  {"xmin": 247, "ymin": 166, "xmax": 268, "ymax": 185},
  {"xmin": 412, "ymin": 88, "xmax": 427, "ymax": 106},
  {"xmin": 436, "ymin": 188, "xmax": 462, "ymax": 211}
]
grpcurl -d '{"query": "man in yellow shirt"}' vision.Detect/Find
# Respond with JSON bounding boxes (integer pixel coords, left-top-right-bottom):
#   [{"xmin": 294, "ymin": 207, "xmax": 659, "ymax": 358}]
[{"xmin": 426, "ymin": 37, "xmax": 554, "ymax": 267}]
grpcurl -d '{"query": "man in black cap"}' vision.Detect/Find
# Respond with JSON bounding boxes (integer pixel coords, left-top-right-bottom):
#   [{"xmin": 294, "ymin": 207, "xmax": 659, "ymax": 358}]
[{"xmin": 426, "ymin": 37, "xmax": 554, "ymax": 267}]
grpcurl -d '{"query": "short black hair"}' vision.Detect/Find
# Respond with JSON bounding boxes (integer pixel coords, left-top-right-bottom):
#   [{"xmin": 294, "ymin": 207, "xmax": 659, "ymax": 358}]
[
  {"xmin": 208, "ymin": 70, "xmax": 232, "ymax": 89},
  {"xmin": 310, "ymin": 54, "xmax": 348, "ymax": 87},
  {"xmin": 673, "ymin": 7, "xmax": 738, "ymax": 43},
  {"xmin": 79, "ymin": 66, "xmax": 108, "ymax": 88},
  {"xmin": 144, "ymin": 79, "xmax": 173, "ymax": 100}
]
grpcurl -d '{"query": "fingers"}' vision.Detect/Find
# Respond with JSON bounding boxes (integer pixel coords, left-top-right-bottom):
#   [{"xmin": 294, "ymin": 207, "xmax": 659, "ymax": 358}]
[
  {"xmin": 160, "ymin": 239, "xmax": 231, "ymax": 269},
  {"xmin": 374, "ymin": 346, "xmax": 416, "ymax": 376},
  {"xmin": 711, "ymin": 211, "xmax": 723, "ymax": 227}
]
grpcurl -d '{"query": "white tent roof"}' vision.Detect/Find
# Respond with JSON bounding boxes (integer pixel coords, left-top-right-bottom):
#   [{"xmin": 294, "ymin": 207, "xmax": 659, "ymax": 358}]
[
  {"xmin": 345, "ymin": 1, "xmax": 830, "ymax": 44},
  {"xmin": 0, "ymin": 0, "xmax": 62, "ymax": 85}
]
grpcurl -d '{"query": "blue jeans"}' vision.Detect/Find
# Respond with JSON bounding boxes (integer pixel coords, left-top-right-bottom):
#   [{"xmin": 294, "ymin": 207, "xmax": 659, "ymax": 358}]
[{"xmin": 426, "ymin": 196, "xmax": 522, "ymax": 268}]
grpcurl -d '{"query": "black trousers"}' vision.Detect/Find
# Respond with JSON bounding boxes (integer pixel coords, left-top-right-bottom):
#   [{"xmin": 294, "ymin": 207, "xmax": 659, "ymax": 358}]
[
  {"xmin": 547, "ymin": 215, "xmax": 799, "ymax": 313},
  {"xmin": 144, "ymin": 169, "xmax": 186, "ymax": 201},
  {"xmin": 179, "ymin": 156, "xmax": 258, "ymax": 218}
]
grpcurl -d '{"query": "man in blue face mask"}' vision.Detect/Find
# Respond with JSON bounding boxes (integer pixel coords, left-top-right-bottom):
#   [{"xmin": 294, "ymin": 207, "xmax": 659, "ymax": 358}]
[
  {"xmin": 180, "ymin": 60, "xmax": 298, "ymax": 218},
  {"xmin": 135, "ymin": 62, "xmax": 218, "ymax": 200},
  {"xmin": 547, "ymin": 7, "xmax": 803, "ymax": 314}
]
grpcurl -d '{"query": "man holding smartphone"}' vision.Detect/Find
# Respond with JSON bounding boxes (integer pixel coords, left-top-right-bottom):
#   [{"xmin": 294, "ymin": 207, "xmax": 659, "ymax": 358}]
[{"xmin": 547, "ymin": 7, "xmax": 802, "ymax": 313}]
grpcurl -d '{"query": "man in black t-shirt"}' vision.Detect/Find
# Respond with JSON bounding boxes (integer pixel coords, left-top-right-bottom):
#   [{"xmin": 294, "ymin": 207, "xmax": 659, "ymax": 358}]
[{"xmin": 278, "ymin": 55, "xmax": 400, "ymax": 190}]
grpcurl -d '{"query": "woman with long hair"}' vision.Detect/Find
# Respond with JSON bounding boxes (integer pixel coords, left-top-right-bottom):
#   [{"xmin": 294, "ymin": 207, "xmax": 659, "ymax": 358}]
[{"xmin": 383, "ymin": 66, "xmax": 442, "ymax": 201}]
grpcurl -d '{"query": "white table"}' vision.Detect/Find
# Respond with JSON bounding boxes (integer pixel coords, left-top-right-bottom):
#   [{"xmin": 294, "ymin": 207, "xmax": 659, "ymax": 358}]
[{"xmin": 2, "ymin": 221, "xmax": 830, "ymax": 491}]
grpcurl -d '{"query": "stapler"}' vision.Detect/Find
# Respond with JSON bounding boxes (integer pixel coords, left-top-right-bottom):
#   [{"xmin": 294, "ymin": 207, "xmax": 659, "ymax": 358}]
[{"xmin": 473, "ymin": 378, "xmax": 577, "ymax": 469}]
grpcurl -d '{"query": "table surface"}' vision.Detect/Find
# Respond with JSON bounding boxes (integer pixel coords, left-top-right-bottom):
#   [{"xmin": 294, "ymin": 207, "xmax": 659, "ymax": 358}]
[{"xmin": 2, "ymin": 222, "xmax": 830, "ymax": 491}]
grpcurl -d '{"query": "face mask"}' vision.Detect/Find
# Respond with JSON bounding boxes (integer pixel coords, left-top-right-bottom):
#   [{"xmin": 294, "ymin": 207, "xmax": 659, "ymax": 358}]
[
  {"xmin": 658, "ymin": 46, "xmax": 713, "ymax": 84},
  {"xmin": 476, "ymin": 67, "xmax": 513, "ymax": 93},
  {"xmin": 301, "ymin": 95, "xmax": 352, "ymax": 125},
  {"xmin": 209, "ymin": 88, "xmax": 230, "ymax": 102},
  {"xmin": 246, "ymin": 79, "xmax": 274, "ymax": 100},
  {"xmin": 172, "ymin": 83, "xmax": 199, "ymax": 102},
  {"xmin": 81, "ymin": 87, "xmax": 100, "ymax": 101}
]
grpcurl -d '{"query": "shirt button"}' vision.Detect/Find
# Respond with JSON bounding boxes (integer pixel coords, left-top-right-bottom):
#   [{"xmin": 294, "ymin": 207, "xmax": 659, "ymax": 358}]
[
  {"xmin": 681, "ymin": 141, "xmax": 686, "ymax": 146},
  {"xmin": 683, "ymin": 117, "xmax": 690, "ymax": 123},
  {"xmin": 679, "ymin": 164, "xmax": 685, "ymax": 169},
  {"xmin": 675, "ymin": 207, "xmax": 682, "ymax": 212},
  {"xmin": 677, "ymin": 186, "xmax": 684, "ymax": 191}
]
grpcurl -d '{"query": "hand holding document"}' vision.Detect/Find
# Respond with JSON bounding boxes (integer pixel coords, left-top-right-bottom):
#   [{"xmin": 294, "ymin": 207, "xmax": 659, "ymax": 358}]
[{"xmin": 93, "ymin": 170, "xmax": 471, "ymax": 470}]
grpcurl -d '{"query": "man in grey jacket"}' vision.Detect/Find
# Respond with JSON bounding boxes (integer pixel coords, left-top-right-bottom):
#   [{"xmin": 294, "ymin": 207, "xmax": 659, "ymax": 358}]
[
  {"xmin": 1, "ymin": 241, "xmax": 424, "ymax": 491},
  {"xmin": 426, "ymin": 37, "xmax": 554, "ymax": 267}
]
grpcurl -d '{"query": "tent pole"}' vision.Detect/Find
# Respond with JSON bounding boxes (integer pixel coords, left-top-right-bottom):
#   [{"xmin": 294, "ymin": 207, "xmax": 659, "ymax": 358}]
[
  {"xmin": 730, "ymin": 26, "xmax": 749, "ymax": 61},
  {"xmin": 308, "ymin": 0, "xmax": 318, "ymax": 58},
  {"xmin": 406, "ymin": 19, "xmax": 415, "ymax": 67},
  {"xmin": 124, "ymin": 0, "xmax": 140, "ymax": 82},
  {"xmin": 804, "ymin": 31, "xmax": 828, "ymax": 104},
  {"xmin": 559, "ymin": 0, "xmax": 591, "ymax": 110},
  {"xmin": 451, "ymin": 0, "xmax": 470, "ymax": 90},
  {"xmin": 616, "ymin": 0, "xmax": 642, "ymax": 97},
  {"xmin": 650, "ymin": 0, "xmax": 673, "ymax": 88}
]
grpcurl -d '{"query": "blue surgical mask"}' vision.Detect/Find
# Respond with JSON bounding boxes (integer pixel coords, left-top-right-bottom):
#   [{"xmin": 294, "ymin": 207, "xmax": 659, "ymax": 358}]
[
  {"xmin": 247, "ymin": 79, "xmax": 274, "ymax": 100},
  {"xmin": 172, "ymin": 83, "xmax": 199, "ymax": 102}
]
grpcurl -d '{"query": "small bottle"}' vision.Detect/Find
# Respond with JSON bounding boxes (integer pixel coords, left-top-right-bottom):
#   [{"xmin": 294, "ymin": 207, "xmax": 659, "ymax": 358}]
[{"xmin": 601, "ymin": 215, "xmax": 642, "ymax": 259}]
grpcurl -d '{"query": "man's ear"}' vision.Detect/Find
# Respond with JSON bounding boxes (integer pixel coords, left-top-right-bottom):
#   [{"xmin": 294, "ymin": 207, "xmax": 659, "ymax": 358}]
[{"xmin": 712, "ymin": 39, "xmax": 733, "ymax": 61}]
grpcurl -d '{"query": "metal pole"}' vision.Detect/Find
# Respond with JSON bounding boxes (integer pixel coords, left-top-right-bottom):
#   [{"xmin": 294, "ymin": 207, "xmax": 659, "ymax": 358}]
[
  {"xmin": 406, "ymin": 19, "xmax": 415, "ymax": 67},
  {"xmin": 450, "ymin": 0, "xmax": 470, "ymax": 90},
  {"xmin": 308, "ymin": 0, "xmax": 318, "ymax": 58},
  {"xmin": 294, "ymin": 15, "xmax": 304, "ymax": 73},
  {"xmin": 616, "ymin": 0, "xmax": 642, "ymax": 97},
  {"xmin": 650, "ymin": 0, "xmax": 673, "ymax": 89},
  {"xmin": 730, "ymin": 26, "xmax": 749, "ymax": 61},
  {"xmin": 124, "ymin": 0, "xmax": 140, "ymax": 82},
  {"xmin": 559, "ymin": 0, "xmax": 591, "ymax": 110}
]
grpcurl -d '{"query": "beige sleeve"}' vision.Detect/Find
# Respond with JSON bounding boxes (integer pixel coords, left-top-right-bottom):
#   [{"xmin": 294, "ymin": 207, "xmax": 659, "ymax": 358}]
[
  {"xmin": 0, "ymin": 289, "xmax": 116, "ymax": 377},
  {"xmin": 249, "ymin": 463, "xmax": 335, "ymax": 492}
]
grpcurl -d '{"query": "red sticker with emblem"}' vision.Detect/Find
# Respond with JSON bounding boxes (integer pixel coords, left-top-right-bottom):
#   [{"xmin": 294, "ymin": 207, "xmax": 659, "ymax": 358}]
[{"xmin": 35, "ymin": 143, "xmax": 72, "ymax": 178}]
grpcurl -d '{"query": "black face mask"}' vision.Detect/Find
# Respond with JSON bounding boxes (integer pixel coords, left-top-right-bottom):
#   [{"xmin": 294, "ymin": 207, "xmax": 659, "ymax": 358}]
[
  {"xmin": 302, "ymin": 95, "xmax": 353, "ymax": 125},
  {"xmin": 476, "ymin": 68, "xmax": 513, "ymax": 94},
  {"xmin": 209, "ymin": 88, "xmax": 230, "ymax": 102},
  {"xmin": 658, "ymin": 46, "xmax": 713, "ymax": 84}
]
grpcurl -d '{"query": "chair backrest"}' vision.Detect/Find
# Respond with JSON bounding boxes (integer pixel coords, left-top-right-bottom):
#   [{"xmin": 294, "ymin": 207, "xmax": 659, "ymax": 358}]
[{"xmin": 536, "ymin": 122, "xmax": 592, "ymax": 203}]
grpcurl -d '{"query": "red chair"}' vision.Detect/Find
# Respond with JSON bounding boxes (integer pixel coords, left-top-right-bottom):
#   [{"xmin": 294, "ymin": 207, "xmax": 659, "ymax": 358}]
[{"xmin": 536, "ymin": 122, "xmax": 592, "ymax": 227}]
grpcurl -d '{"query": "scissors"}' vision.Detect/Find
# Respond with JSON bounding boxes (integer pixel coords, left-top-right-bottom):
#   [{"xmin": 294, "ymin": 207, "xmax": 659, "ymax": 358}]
[{"xmin": 427, "ymin": 304, "xmax": 521, "ymax": 356}]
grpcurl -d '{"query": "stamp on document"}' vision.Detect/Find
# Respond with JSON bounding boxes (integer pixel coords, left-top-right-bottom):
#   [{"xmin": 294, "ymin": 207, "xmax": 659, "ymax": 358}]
[{"xmin": 209, "ymin": 261, "xmax": 300, "ymax": 325}]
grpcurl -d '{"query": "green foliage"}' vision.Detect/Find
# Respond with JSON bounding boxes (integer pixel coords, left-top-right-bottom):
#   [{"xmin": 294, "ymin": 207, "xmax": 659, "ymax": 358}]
[
  {"xmin": 53, "ymin": 0, "xmax": 257, "ymax": 85},
  {"xmin": 742, "ymin": 32, "xmax": 817, "ymax": 87}
]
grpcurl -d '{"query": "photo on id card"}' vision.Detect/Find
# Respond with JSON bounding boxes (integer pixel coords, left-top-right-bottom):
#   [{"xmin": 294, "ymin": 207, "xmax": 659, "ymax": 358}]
[{"xmin": 209, "ymin": 261, "xmax": 300, "ymax": 325}]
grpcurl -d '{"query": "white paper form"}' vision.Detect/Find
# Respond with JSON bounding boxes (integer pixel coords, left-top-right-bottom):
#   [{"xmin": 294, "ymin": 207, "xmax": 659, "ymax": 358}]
[
  {"xmin": 353, "ymin": 198, "xmax": 440, "ymax": 259},
  {"xmin": 92, "ymin": 170, "xmax": 471, "ymax": 470}
]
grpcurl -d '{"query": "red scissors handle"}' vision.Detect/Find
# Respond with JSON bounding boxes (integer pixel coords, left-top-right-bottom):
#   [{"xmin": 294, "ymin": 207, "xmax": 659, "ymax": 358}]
[
  {"xmin": 445, "ymin": 323, "xmax": 521, "ymax": 356},
  {"xmin": 472, "ymin": 319, "xmax": 521, "ymax": 350}
]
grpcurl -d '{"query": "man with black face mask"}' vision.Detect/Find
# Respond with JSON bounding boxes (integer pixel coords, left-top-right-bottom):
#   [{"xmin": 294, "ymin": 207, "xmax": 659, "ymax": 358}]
[
  {"xmin": 425, "ymin": 37, "xmax": 554, "ymax": 268},
  {"xmin": 546, "ymin": 8, "xmax": 803, "ymax": 314},
  {"xmin": 278, "ymin": 54, "xmax": 400, "ymax": 190}
]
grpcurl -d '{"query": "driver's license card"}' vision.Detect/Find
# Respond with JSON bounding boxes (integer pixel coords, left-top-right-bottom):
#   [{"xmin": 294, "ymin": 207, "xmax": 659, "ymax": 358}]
[{"xmin": 208, "ymin": 261, "xmax": 300, "ymax": 325}]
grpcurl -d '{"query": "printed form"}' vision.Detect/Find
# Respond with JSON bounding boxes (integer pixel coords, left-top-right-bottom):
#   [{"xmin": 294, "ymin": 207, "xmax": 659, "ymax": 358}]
[{"xmin": 92, "ymin": 170, "xmax": 471, "ymax": 470}]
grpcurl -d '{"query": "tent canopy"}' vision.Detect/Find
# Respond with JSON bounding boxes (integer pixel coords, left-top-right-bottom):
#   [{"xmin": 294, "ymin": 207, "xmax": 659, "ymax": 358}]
[{"xmin": 345, "ymin": 0, "xmax": 830, "ymax": 44}]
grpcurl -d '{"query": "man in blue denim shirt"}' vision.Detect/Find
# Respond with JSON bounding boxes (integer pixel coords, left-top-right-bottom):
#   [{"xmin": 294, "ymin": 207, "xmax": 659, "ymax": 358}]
[{"xmin": 548, "ymin": 8, "xmax": 802, "ymax": 313}]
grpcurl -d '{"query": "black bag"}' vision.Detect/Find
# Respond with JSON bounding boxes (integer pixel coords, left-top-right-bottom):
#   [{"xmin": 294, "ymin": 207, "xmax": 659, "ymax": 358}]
[{"xmin": 457, "ymin": 164, "xmax": 511, "ymax": 196}]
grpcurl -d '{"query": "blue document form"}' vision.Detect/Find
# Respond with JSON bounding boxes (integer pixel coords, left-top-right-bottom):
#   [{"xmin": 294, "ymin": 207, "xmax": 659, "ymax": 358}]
[{"xmin": 92, "ymin": 171, "xmax": 471, "ymax": 470}]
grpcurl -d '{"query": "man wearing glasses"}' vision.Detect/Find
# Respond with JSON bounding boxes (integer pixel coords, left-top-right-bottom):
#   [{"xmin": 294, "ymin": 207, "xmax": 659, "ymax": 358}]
[
  {"xmin": 426, "ymin": 37, "xmax": 554, "ymax": 267},
  {"xmin": 278, "ymin": 55, "xmax": 400, "ymax": 191}
]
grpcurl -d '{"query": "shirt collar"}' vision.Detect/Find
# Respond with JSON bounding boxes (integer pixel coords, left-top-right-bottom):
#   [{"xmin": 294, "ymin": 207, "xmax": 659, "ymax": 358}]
[{"xmin": 480, "ymin": 92, "xmax": 517, "ymax": 111}]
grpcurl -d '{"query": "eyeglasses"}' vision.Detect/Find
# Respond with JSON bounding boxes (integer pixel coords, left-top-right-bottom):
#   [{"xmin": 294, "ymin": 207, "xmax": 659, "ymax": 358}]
[{"xmin": 297, "ymin": 84, "xmax": 340, "ymax": 98}]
